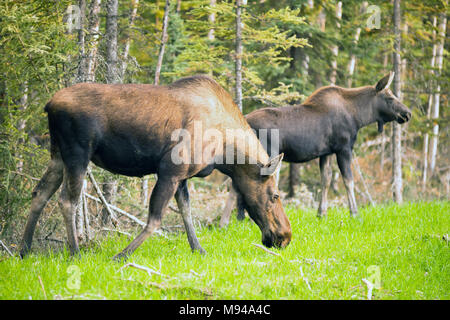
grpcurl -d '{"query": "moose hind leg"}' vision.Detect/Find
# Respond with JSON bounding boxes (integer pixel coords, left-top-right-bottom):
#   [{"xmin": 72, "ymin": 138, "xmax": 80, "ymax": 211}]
[
  {"xmin": 317, "ymin": 155, "xmax": 332, "ymax": 218},
  {"xmin": 58, "ymin": 165, "xmax": 87, "ymax": 256},
  {"xmin": 336, "ymin": 149, "xmax": 358, "ymax": 217},
  {"xmin": 175, "ymin": 180, "xmax": 205, "ymax": 254},
  {"xmin": 20, "ymin": 156, "xmax": 64, "ymax": 257}
]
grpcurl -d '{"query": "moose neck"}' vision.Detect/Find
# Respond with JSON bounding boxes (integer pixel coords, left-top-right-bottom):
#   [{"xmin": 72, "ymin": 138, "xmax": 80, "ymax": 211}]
[{"xmin": 343, "ymin": 86, "xmax": 379, "ymax": 130}]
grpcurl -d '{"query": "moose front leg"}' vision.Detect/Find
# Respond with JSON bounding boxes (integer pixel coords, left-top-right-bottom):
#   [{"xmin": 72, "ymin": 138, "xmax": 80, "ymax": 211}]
[
  {"xmin": 113, "ymin": 176, "xmax": 179, "ymax": 261},
  {"xmin": 317, "ymin": 155, "xmax": 332, "ymax": 218},
  {"xmin": 175, "ymin": 180, "xmax": 205, "ymax": 254},
  {"xmin": 336, "ymin": 149, "xmax": 358, "ymax": 217}
]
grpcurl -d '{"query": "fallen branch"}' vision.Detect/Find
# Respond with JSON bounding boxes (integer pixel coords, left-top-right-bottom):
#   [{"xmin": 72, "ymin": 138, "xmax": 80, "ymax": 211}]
[
  {"xmin": 86, "ymin": 167, "xmax": 119, "ymax": 226},
  {"xmin": 37, "ymin": 237, "xmax": 64, "ymax": 244},
  {"xmin": 102, "ymin": 228, "xmax": 132, "ymax": 237},
  {"xmin": 38, "ymin": 275, "xmax": 48, "ymax": 300},
  {"xmin": 352, "ymin": 156, "xmax": 375, "ymax": 206},
  {"xmin": 0, "ymin": 240, "xmax": 13, "ymax": 257},
  {"xmin": 84, "ymin": 193, "xmax": 145, "ymax": 227},
  {"xmin": 251, "ymin": 243, "xmax": 281, "ymax": 257},
  {"xmin": 119, "ymin": 277, "xmax": 166, "ymax": 290},
  {"xmin": 299, "ymin": 266, "xmax": 312, "ymax": 291},
  {"xmin": 117, "ymin": 262, "xmax": 171, "ymax": 279},
  {"xmin": 362, "ymin": 278, "xmax": 374, "ymax": 300},
  {"xmin": 168, "ymin": 205, "xmax": 179, "ymax": 213}
]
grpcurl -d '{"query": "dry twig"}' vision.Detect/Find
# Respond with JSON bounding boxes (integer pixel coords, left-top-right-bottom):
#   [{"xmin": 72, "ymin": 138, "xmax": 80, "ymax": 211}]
[
  {"xmin": 251, "ymin": 243, "xmax": 281, "ymax": 257},
  {"xmin": 118, "ymin": 262, "xmax": 171, "ymax": 279},
  {"xmin": 0, "ymin": 240, "xmax": 13, "ymax": 257},
  {"xmin": 86, "ymin": 167, "xmax": 119, "ymax": 226},
  {"xmin": 38, "ymin": 275, "xmax": 47, "ymax": 300}
]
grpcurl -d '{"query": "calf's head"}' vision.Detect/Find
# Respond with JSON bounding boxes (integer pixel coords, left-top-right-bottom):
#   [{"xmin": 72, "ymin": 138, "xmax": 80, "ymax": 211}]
[
  {"xmin": 232, "ymin": 153, "xmax": 291, "ymax": 249},
  {"xmin": 373, "ymin": 72, "xmax": 412, "ymax": 132}
]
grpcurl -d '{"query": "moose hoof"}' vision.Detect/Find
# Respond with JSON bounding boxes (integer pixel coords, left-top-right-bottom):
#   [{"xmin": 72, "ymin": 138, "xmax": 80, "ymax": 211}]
[
  {"xmin": 236, "ymin": 213, "xmax": 246, "ymax": 221},
  {"xmin": 113, "ymin": 252, "xmax": 129, "ymax": 262},
  {"xmin": 193, "ymin": 247, "xmax": 206, "ymax": 255},
  {"xmin": 19, "ymin": 249, "xmax": 29, "ymax": 259},
  {"xmin": 317, "ymin": 211, "xmax": 327, "ymax": 219}
]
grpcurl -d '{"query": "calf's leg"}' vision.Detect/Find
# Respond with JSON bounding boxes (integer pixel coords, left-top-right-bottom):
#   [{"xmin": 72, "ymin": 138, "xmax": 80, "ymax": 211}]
[
  {"xmin": 58, "ymin": 165, "xmax": 87, "ymax": 256},
  {"xmin": 219, "ymin": 187, "xmax": 237, "ymax": 228},
  {"xmin": 20, "ymin": 151, "xmax": 64, "ymax": 257},
  {"xmin": 317, "ymin": 155, "xmax": 332, "ymax": 217},
  {"xmin": 236, "ymin": 191, "xmax": 246, "ymax": 221},
  {"xmin": 336, "ymin": 149, "xmax": 358, "ymax": 216},
  {"xmin": 175, "ymin": 180, "xmax": 205, "ymax": 254},
  {"xmin": 113, "ymin": 176, "xmax": 179, "ymax": 261}
]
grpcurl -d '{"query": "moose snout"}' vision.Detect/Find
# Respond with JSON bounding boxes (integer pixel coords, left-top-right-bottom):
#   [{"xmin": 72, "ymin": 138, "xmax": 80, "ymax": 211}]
[
  {"xmin": 262, "ymin": 229, "xmax": 292, "ymax": 249},
  {"xmin": 397, "ymin": 110, "xmax": 411, "ymax": 124}
]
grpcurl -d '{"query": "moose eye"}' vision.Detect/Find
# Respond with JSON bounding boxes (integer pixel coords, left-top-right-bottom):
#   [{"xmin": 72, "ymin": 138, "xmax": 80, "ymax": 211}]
[{"xmin": 272, "ymin": 193, "xmax": 280, "ymax": 201}]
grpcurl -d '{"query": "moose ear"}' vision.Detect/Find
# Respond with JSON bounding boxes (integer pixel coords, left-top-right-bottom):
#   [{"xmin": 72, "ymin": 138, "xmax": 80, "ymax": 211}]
[
  {"xmin": 259, "ymin": 153, "xmax": 284, "ymax": 176},
  {"xmin": 375, "ymin": 72, "xmax": 395, "ymax": 92}
]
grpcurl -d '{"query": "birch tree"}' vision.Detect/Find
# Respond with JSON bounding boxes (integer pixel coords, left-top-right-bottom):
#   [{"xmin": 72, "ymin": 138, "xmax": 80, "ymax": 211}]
[
  {"xmin": 235, "ymin": 0, "xmax": 244, "ymax": 111},
  {"xmin": 85, "ymin": 0, "xmax": 102, "ymax": 82},
  {"xmin": 429, "ymin": 5, "xmax": 447, "ymax": 176},
  {"xmin": 142, "ymin": 0, "xmax": 170, "ymax": 207},
  {"xmin": 120, "ymin": 0, "xmax": 139, "ymax": 80},
  {"xmin": 347, "ymin": 1, "xmax": 368, "ymax": 88},
  {"xmin": 105, "ymin": 0, "xmax": 120, "ymax": 84},
  {"xmin": 102, "ymin": 0, "xmax": 119, "ymax": 225},
  {"xmin": 392, "ymin": 0, "xmax": 403, "ymax": 203},
  {"xmin": 330, "ymin": 1, "xmax": 342, "ymax": 85},
  {"xmin": 421, "ymin": 16, "xmax": 437, "ymax": 188}
]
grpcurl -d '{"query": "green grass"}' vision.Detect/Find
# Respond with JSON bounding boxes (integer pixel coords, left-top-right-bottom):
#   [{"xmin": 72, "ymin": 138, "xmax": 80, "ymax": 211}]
[{"xmin": 0, "ymin": 201, "xmax": 449, "ymax": 300}]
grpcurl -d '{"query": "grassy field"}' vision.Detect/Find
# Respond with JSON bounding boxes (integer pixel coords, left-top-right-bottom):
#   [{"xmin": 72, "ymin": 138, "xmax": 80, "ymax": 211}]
[{"xmin": 0, "ymin": 201, "xmax": 448, "ymax": 300}]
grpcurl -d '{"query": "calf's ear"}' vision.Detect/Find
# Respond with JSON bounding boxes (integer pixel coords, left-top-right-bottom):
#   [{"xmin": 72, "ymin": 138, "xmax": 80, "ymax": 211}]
[
  {"xmin": 258, "ymin": 153, "xmax": 284, "ymax": 176},
  {"xmin": 375, "ymin": 72, "xmax": 395, "ymax": 92}
]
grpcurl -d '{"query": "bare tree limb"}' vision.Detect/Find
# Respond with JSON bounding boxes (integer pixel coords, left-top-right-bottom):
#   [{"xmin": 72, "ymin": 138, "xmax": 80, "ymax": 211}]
[
  {"xmin": 84, "ymin": 192, "xmax": 145, "ymax": 226},
  {"xmin": 38, "ymin": 275, "xmax": 48, "ymax": 300},
  {"xmin": 118, "ymin": 262, "xmax": 171, "ymax": 279},
  {"xmin": 86, "ymin": 167, "xmax": 119, "ymax": 226},
  {"xmin": 251, "ymin": 243, "xmax": 281, "ymax": 257},
  {"xmin": 0, "ymin": 240, "xmax": 13, "ymax": 257}
]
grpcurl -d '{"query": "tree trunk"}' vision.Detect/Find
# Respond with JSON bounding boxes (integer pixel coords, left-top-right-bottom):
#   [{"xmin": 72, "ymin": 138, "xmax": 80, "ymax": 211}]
[
  {"xmin": 208, "ymin": 0, "xmax": 216, "ymax": 42},
  {"xmin": 392, "ymin": 0, "xmax": 403, "ymax": 203},
  {"xmin": 85, "ymin": 0, "xmax": 102, "ymax": 82},
  {"xmin": 16, "ymin": 82, "xmax": 28, "ymax": 173},
  {"xmin": 421, "ymin": 16, "xmax": 437, "ymax": 188},
  {"xmin": 330, "ymin": 1, "xmax": 342, "ymax": 85},
  {"xmin": 429, "ymin": 6, "xmax": 447, "ymax": 176},
  {"xmin": 154, "ymin": 0, "xmax": 170, "ymax": 85},
  {"xmin": 235, "ymin": 0, "xmax": 244, "ymax": 111},
  {"xmin": 142, "ymin": 0, "xmax": 170, "ymax": 207},
  {"xmin": 76, "ymin": 0, "xmax": 87, "ymax": 83},
  {"xmin": 380, "ymin": 53, "xmax": 389, "ymax": 171},
  {"xmin": 102, "ymin": 0, "xmax": 120, "ymax": 225},
  {"xmin": 105, "ymin": 0, "xmax": 119, "ymax": 84},
  {"xmin": 121, "ymin": 0, "xmax": 139, "ymax": 80},
  {"xmin": 347, "ymin": 2, "xmax": 368, "ymax": 88}
]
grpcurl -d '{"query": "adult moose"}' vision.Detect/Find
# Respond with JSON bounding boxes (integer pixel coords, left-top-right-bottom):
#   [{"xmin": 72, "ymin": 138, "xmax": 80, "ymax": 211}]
[
  {"xmin": 235, "ymin": 72, "xmax": 411, "ymax": 218},
  {"xmin": 19, "ymin": 75, "xmax": 291, "ymax": 260}
]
